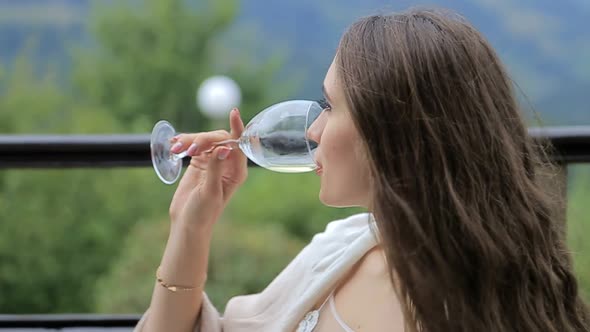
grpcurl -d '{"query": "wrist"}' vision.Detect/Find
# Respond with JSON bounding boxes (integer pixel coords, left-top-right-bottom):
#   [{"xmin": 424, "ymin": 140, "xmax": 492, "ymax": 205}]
[
  {"xmin": 156, "ymin": 265, "xmax": 207, "ymax": 292},
  {"xmin": 171, "ymin": 214, "xmax": 216, "ymax": 234},
  {"xmin": 170, "ymin": 220, "xmax": 215, "ymax": 246},
  {"xmin": 160, "ymin": 223, "xmax": 213, "ymax": 288}
]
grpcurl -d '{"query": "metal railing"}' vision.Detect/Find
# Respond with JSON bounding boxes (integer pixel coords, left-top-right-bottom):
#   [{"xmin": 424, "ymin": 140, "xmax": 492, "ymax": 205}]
[
  {"xmin": 0, "ymin": 125, "xmax": 589, "ymax": 330},
  {"xmin": 0, "ymin": 127, "xmax": 588, "ymax": 169},
  {"xmin": 0, "ymin": 314, "xmax": 139, "ymax": 329},
  {"xmin": 0, "ymin": 134, "xmax": 263, "ymax": 169}
]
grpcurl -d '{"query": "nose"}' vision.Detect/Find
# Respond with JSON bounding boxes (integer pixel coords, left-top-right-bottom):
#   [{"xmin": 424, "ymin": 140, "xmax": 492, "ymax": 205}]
[{"xmin": 306, "ymin": 110, "xmax": 327, "ymax": 145}]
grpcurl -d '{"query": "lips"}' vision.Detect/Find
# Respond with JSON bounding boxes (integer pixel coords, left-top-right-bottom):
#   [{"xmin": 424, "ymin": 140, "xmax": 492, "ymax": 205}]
[{"xmin": 315, "ymin": 161, "xmax": 323, "ymax": 175}]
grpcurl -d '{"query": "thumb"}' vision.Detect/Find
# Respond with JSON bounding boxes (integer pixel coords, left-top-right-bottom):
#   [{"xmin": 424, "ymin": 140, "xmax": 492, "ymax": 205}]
[{"xmin": 203, "ymin": 146, "xmax": 233, "ymax": 195}]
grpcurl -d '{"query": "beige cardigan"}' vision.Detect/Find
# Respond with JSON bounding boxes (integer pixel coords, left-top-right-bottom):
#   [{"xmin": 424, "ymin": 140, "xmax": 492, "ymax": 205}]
[{"xmin": 135, "ymin": 213, "xmax": 379, "ymax": 332}]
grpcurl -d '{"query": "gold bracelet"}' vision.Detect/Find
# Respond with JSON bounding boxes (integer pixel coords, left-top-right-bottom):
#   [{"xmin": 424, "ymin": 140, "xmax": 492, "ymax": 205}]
[{"xmin": 156, "ymin": 266, "xmax": 206, "ymax": 292}]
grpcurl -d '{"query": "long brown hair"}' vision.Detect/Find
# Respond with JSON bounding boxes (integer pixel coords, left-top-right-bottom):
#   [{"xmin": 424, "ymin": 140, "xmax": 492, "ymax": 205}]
[{"xmin": 336, "ymin": 8, "xmax": 590, "ymax": 331}]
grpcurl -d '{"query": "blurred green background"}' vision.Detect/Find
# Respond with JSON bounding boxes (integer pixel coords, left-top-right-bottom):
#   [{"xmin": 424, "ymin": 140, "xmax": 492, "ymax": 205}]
[{"xmin": 0, "ymin": 0, "xmax": 588, "ymax": 313}]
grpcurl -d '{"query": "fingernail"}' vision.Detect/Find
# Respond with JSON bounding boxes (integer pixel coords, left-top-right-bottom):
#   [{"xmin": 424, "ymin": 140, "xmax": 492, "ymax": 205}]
[
  {"xmin": 186, "ymin": 143, "xmax": 198, "ymax": 155},
  {"xmin": 170, "ymin": 142, "xmax": 183, "ymax": 153},
  {"xmin": 218, "ymin": 148, "xmax": 231, "ymax": 160}
]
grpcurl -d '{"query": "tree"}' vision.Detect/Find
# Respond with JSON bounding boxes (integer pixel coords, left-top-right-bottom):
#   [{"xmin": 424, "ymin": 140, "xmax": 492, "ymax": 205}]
[
  {"xmin": 74, "ymin": 0, "xmax": 289, "ymax": 133},
  {"xmin": 567, "ymin": 165, "xmax": 590, "ymax": 302},
  {"xmin": 93, "ymin": 168, "xmax": 363, "ymax": 313},
  {"xmin": 0, "ymin": 0, "xmax": 289, "ymax": 313}
]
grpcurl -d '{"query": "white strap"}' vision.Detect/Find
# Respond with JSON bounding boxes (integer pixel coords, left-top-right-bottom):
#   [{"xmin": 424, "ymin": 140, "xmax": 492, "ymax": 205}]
[
  {"xmin": 317, "ymin": 289, "xmax": 333, "ymax": 312},
  {"xmin": 329, "ymin": 293, "xmax": 356, "ymax": 332}
]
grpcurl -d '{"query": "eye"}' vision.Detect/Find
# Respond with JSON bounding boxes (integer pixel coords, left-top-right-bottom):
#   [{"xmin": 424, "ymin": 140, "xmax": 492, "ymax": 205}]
[{"xmin": 317, "ymin": 97, "xmax": 332, "ymax": 112}]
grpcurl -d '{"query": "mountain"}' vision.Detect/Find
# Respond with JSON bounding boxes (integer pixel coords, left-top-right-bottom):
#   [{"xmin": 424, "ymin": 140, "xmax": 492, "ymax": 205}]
[
  {"xmin": 0, "ymin": 0, "xmax": 588, "ymax": 125},
  {"xmin": 231, "ymin": 0, "xmax": 590, "ymax": 125}
]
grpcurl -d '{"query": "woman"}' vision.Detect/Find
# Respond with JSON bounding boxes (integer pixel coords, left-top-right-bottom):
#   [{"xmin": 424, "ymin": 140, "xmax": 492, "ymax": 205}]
[{"xmin": 136, "ymin": 8, "xmax": 590, "ymax": 332}]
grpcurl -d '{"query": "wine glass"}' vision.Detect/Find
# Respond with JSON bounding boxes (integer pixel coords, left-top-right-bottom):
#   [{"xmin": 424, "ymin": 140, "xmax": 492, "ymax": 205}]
[{"xmin": 151, "ymin": 99, "xmax": 324, "ymax": 184}]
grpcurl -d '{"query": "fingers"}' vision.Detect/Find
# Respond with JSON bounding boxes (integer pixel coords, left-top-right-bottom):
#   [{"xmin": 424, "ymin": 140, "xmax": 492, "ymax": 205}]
[
  {"xmin": 170, "ymin": 130, "xmax": 231, "ymax": 156},
  {"xmin": 226, "ymin": 108, "xmax": 248, "ymax": 178},
  {"xmin": 203, "ymin": 146, "xmax": 234, "ymax": 195},
  {"xmin": 170, "ymin": 108, "xmax": 245, "ymax": 156},
  {"xmin": 229, "ymin": 108, "xmax": 245, "ymax": 139}
]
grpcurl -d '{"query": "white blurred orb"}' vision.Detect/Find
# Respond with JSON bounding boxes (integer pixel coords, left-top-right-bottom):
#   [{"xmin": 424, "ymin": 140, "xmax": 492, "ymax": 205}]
[{"xmin": 197, "ymin": 75, "xmax": 242, "ymax": 120}]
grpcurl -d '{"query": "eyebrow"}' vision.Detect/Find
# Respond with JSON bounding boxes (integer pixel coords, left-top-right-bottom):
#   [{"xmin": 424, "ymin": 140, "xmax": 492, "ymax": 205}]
[{"xmin": 322, "ymin": 84, "xmax": 333, "ymax": 104}]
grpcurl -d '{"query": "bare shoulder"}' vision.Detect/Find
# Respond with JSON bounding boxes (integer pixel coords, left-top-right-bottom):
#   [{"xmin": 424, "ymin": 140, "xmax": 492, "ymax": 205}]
[{"xmin": 333, "ymin": 246, "xmax": 405, "ymax": 331}]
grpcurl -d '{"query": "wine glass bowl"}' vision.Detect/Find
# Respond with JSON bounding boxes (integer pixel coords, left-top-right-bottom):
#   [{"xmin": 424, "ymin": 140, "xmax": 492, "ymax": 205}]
[
  {"xmin": 151, "ymin": 99, "xmax": 324, "ymax": 184},
  {"xmin": 238, "ymin": 100, "xmax": 322, "ymax": 173}
]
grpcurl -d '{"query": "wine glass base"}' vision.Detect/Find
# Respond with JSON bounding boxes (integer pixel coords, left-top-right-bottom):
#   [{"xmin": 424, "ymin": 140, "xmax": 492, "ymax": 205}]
[{"xmin": 151, "ymin": 120, "xmax": 182, "ymax": 184}]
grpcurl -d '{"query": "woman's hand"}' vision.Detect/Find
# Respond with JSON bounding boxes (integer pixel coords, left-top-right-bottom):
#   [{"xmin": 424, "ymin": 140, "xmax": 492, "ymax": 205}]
[
  {"xmin": 142, "ymin": 110, "xmax": 246, "ymax": 332},
  {"xmin": 168, "ymin": 108, "xmax": 248, "ymax": 228}
]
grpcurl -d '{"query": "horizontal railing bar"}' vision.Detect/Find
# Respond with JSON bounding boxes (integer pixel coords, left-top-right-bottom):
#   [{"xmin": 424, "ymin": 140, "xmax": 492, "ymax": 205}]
[
  {"xmin": 0, "ymin": 134, "xmax": 258, "ymax": 168},
  {"xmin": 0, "ymin": 126, "xmax": 589, "ymax": 168},
  {"xmin": 528, "ymin": 126, "xmax": 590, "ymax": 163},
  {"xmin": 0, "ymin": 314, "xmax": 140, "ymax": 328}
]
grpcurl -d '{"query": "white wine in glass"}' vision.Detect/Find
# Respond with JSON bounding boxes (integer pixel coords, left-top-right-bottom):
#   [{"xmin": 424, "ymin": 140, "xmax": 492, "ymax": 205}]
[{"xmin": 151, "ymin": 99, "xmax": 324, "ymax": 184}]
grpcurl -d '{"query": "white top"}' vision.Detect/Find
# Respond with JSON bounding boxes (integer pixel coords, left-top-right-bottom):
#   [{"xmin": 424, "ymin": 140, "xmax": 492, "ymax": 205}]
[{"xmin": 135, "ymin": 213, "xmax": 379, "ymax": 332}]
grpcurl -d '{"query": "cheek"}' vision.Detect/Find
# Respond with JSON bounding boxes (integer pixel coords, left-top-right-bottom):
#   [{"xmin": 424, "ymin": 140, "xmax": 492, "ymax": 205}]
[
  {"xmin": 321, "ymin": 125, "xmax": 348, "ymax": 165},
  {"xmin": 319, "ymin": 125, "xmax": 371, "ymax": 207},
  {"xmin": 321, "ymin": 117, "xmax": 361, "ymax": 170}
]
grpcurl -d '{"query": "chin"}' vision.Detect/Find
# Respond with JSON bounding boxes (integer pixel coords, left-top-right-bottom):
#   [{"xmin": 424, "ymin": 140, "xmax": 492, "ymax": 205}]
[
  {"xmin": 318, "ymin": 189, "xmax": 339, "ymax": 207},
  {"xmin": 319, "ymin": 189, "xmax": 362, "ymax": 208}
]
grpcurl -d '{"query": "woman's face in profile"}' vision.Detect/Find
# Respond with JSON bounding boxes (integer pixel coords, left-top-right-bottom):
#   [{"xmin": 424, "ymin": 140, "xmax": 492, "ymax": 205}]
[{"xmin": 307, "ymin": 58, "xmax": 372, "ymax": 209}]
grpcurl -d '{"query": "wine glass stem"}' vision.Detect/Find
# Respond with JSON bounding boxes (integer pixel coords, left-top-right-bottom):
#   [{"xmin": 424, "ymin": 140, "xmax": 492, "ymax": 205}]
[
  {"xmin": 214, "ymin": 138, "xmax": 241, "ymax": 146},
  {"xmin": 171, "ymin": 151, "xmax": 188, "ymax": 161},
  {"xmin": 170, "ymin": 139, "xmax": 241, "ymax": 160},
  {"xmin": 202, "ymin": 138, "xmax": 242, "ymax": 154}
]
